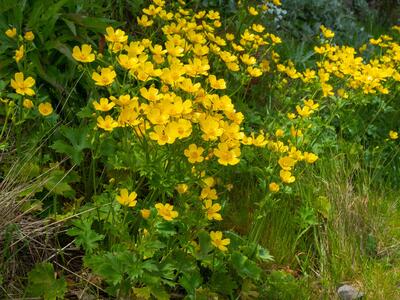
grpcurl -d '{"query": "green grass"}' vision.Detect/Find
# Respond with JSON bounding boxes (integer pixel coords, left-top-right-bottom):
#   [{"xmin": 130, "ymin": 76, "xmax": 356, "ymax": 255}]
[{"xmin": 227, "ymin": 147, "xmax": 400, "ymax": 298}]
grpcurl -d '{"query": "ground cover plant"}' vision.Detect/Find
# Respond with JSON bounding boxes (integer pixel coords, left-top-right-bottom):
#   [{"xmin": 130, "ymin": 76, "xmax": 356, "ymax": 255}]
[{"xmin": 1, "ymin": 0, "xmax": 400, "ymax": 299}]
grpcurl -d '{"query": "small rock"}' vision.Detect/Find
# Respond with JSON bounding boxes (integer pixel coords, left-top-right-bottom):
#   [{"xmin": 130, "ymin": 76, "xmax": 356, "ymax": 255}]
[{"xmin": 337, "ymin": 284, "xmax": 364, "ymax": 300}]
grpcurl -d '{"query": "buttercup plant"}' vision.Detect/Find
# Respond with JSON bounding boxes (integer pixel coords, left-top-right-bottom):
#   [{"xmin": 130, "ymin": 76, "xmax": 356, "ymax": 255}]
[{"xmin": 1, "ymin": 0, "xmax": 399, "ymax": 298}]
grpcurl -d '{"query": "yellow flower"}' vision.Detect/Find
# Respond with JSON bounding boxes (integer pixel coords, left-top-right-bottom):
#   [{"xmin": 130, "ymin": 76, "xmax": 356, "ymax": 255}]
[
  {"xmin": 24, "ymin": 31, "xmax": 35, "ymax": 41},
  {"xmin": 92, "ymin": 67, "xmax": 116, "ymax": 86},
  {"xmin": 252, "ymin": 24, "xmax": 265, "ymax": 33},
  {"xmin": 141, "ymin": 38, "xmax": 152, "ymax": 48},
  {"xmin": 176, "ymin": 183, "xmax": 188, "ymax": 194},
  {"xmin": 118, "ymin": 105, "xmax": 140, "ymax": 126},
  {"xmin": 269, "ymin": 182, "xmax": 280, "ymax": 193},
  {"xmin": 303, "ymin": 99, "xmax": 319, "ymax": 110},
  {"xmin": 226, "ymin": 62, "xmax": 240, "ymax": 72},
  {"xmin": 72, "ymin": 44, "xmax": 95, "ymax": 63},
  {"xmin": 113, "ymin": 94, "xmax": 136, "ymax": 107},
  {"xmin": 140, "ymin": 209, "xmax": 151, "ymax": 219},
  {"xmin": 336, "ymin": 88, "xmax": 348, "ymax": 99},
  {"xmin": 116, "ymin": 189, "xmax": 137, "ymax": 207},
  {"xmin": 260, "ymin": 60, "xmax": 270, "ymax": 72},
  {"xmin": 248, "ymin": 6, "xmax": 258, "ymax": 16},
  {"xmin": 117, "ymin": 54, "xmax": 139, "ymax": 70},
  {"xmin": 200, "ymin": 187, "xmax": 218, "ymax": 200},
  {"xmin": 97, "ymin": 115, "xmax": 119, "ymax": 131},
  {"xmin": 289, "ymin": 147, "xmax": 303, "ymax": 161},
  {"xmin": 280, "ymin": 170, "xmax": 295, "ymax": 184},
  {"xmin": 11, "ymin": 72, "xmax": 35, "ymax": 96},
  {"xmin": 226, "ymin": 33, "xmax": 235, "ymax": 41},
  {"xmin": 214, "ymin": 143, "xmax": 240, "ymax": 166},
  {"xmin": 241, "ymin": 54, "xmax": 257, "ymax": 65},
  {"xmin": 153, "ymin": 0, "xmax": 165, "ymax": 6},
  {"xmin": 105, "ymin": 27, "xmax": 128, "ymax": 43},
  {"xmin": 155, "ymin": 203, "xmax": 178, "ymax": 221},
  {"xmin": 179, "ymin": 78, "xmax": 201, "ymax": 93},
  {"xmin": 203, "ymin": 176, "xmax": 215, "ymax": 187},
  {"xmin": 5, "ymin": 27, "xmax": 17, "ymax": 38},
  {"xmin": 23, "ymin": 99, "xmax": 34, "ymax": 109},
  {"xmin": 165, "ymin": 40, "xmax": 184, "ymax": 57},
  {"xmin": 320, "ymin": 25, "xmax": 335, "ymax": 39},
  {"xmin": 143, "ymin": 4, "xmax": 162, "ymax": 15},
  {"xmin": 252, "ymin": 133, "xmax": 268, "ymax": 147},
  {"xmin": 166, "ymin": 119, "xmax": 192, "ymax": 139},
  {"xmin": 149, "ymin": 125, "xmax": 175, "ymax": 145},
  {"xmin": 290, "ymin": 126, "xmax": 303, "ymax": 137},
  {"xmin": 92, "ymin": 98, "xmax": 115, "ymax": 111},
  {"xmin": 38, "ymin": 102, "xmax": 53, "ymax": 116},
  {"xmin": 137, "ymin": 15, "xmax": 154, "ymax": 27},
  {"xmin": 389, "ymin": 130, "xmax": 398, "ymax": 140},
  {"xmin": 203, "ymin": 200, "xmax": 222, "ymax": 221},
  {"xmin": 247, "ymin": 66, "xmax": 263, "ymax": 77},
  {"xmin": 110, "ymin": 42, "xmax": 124, "ymax": 53},
  {"xmin": 303, "ymin": 152, "xmax": 319, "ymax": 163},
  {"xmin": 159, "ymin": 9, "xmax": 173, "ymax": 20},
  {"xmin": 232, "ymin": 42, "xmax": 244, "ymax": 52},
  {"xmin": 210, "ymin": 231, "xmax": 230, "ymax": 251},
  {"xmin": 207, "ymin": 10, "xmax": 220, "ymax": 20},
  {"xmin": 208, "ymin": 75, "xmax": 226, "ymax": 89},
  {"xmin": 14, "ymin": 45, "xmax": 24, "ymax": 62},
  {"xmin": 140, "ymin": 86, "xmax": 162, "ymax": 102},
  {"xmin": 184, "ymin": 144, "xmax": 205, "ymax": 164},
  {"xmin": 275, "ymin": 129, "xmax": 284, "ymax": 137},
  {"xmin": 278, "ymin": 156, "xmax": 296, "ymax": 170},
  {"xmin": 295, "ymin": 105, "xmax": 312, "ymax": 118},
  {"xmin": 150, "ymin": 44, "xmax": 167, "ymax": 56},
  {"xmin": 269, "ymin": 34, "xmax": 282, "ymax": 44}
]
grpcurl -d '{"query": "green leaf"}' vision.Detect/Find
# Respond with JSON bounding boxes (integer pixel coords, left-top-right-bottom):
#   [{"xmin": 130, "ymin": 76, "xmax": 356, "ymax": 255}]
[
  {"xmin": 26, "ymin": 263, "xmax": 67, "ymax": 300},
  {"xmin": 45, "ymin": 40, "xmax": 73, "ymax": 60},
  {"xmin": 159, "ymin": 263, "xmax": 176, "ymax": 281},
  {"xmin": 133, "ymin": 286, "xmax": 151, "ymax": 299},
  {"xmin": 314, "ymin": 196, "xmax": 331, "ymax": 219},
  {"xmin": 62, "ymin": 13, "xmax": 120, "ymax": 31},
  {"xmin": 51, "ymin": 126, "xmax": 93, "ymax": 165},
  {"xmin": 62, "ymin": 17, "xmax": 77, "ymax": 36},
  {"xmin": 67, "ymin": 219, "xmax": 104, "ymax": 253},
  {"xmin": 179, "ymin": 270, "xmax": 202, "ymax": 295},
  {"xmin": 84, "ymin": 254, "xmax": 124, "ymax": 286},
  {"xmin": 30, "ymin": 52, "xmax": 66, "ymax": 94},
  {"xmin": 231, "ymin": 251, "xmax": 261, "ymax": 280},
  {"xmin": 51, "ymin": 140, "xmax": 77, "ymax": 163},
  {"xmin": 240, "ymin": 280, "xmax": 260, "ymax": 299},
  {"xmin": 155, "ymin": 221, "xmax": 176, "ymax": 237},
  {"xmin": 210, "ymin": 270, "xmax": 237, "ymax": 296},
  {"xmin": 255, "ymin": 245, "xmax": 274, "ymax": 262},
  {"xmin": 76, "ymin": 106, "xmax": 93, "ymax": 119},
  {"xmin": 151, "ymin": 288, "xmax": 170, "ymax": 300},
  {"xmin": 138, "ymin": 239, "xmax": 166, "ymax": 259},
  {"xmin": 84, "ymin": 250, "xmax": 138, "ymax": 286},
  {"xmin": 198, "ymin": 230, "xmax": 212, "ymax": 258},
  {"xmin": 44, "ymin": 169, "xmax": 79, "ymax": 199},
  {"xmin": 0, "ymin": 80, "xmax": 7, "ymax": 91},
  {"xmin": 168, "ymin": 250, "xmax": 196, "ymax": 273}
]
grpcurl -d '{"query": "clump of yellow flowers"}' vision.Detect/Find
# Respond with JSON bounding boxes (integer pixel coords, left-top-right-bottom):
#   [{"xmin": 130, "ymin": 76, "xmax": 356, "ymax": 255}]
[
  {"xmin": 277, "ymin": 25, "xmax": 400, "ymax": 97},
  {"xmin": 10, "ymin": 0, "xmax": 395, "ymax": 259},
  {"xmin": 64, "ymin": 0, "xmax": 313, "ymax": 252},
  {"xmin": 65, "ymin": 0, "xmax": 324, "ymax": 255}
]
